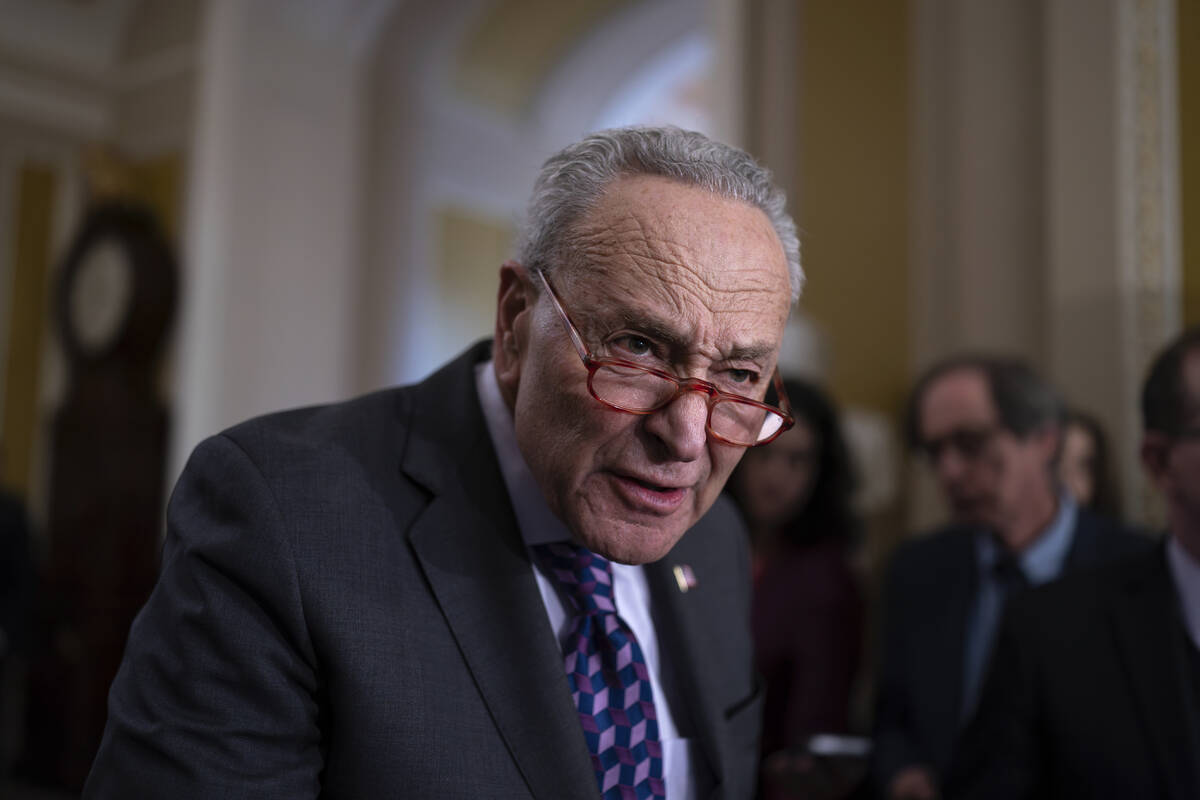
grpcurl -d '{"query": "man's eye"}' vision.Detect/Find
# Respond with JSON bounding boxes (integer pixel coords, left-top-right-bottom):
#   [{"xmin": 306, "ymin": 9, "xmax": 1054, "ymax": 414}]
[
  {"xmin": 614, "ymin": 335, "xmax": 654, "ymax": 356},
  {"xmin": 727, "ymin": 369, "xmax": 756, "ymax": 384}
]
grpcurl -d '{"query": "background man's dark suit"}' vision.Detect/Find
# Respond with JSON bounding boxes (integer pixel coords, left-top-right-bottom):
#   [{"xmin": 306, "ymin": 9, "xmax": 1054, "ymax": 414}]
[
  {"xmin": 946, "ymin": 543, "xmax": 1200, "ymax": 800},
  {"xmin": 871, "ymin": 512, "xmax": 1146, "ymax": 788},
  {"xmin": 84, "ymin": 341, "xmax": 763, "ymax": 799}
]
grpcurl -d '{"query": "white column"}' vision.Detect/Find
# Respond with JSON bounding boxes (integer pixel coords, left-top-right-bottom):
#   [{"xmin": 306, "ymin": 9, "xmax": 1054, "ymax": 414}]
[
  {"xmin": 1115, "ymin": 0, "xmax": 1182, "ymax": 524},
  {"xmin": 170, "ymin": 0, "xmax": 386, "ymax": 482},
  {"xmin": 910, "ymin": 0, "xmax": 1047, "ymax": 371}
]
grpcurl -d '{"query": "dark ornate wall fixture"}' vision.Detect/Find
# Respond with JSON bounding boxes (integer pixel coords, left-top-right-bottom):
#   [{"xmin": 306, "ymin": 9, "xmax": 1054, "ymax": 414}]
[{"xmin": 22, "ymin": 202, "xmax": 177, "ymax": 790}]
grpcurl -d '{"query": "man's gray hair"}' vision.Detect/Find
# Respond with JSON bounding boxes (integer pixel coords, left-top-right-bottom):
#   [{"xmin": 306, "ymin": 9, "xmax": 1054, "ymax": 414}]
[
  {"xmin": 904, "ymin": 354, "xmax": 1067, "ymax": 449},
  {"xmin": 517, "ymin": 126, "xmax": 803, "ymax": 302}
]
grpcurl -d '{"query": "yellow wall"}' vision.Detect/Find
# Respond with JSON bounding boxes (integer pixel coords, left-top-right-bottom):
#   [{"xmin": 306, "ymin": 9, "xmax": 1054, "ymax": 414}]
[
  {"xmin": 1182, "ymin": 0, "xmax": 1200, "ymax": 325},
  {"xmin": 87, "ymin": 148, "xmax": 184, "ymax": 242},
  {"xmin": 2, "ymin": 164, "xmax": 56, "ymax": 495},
  {"xmin": 436, "ymin": 205, "xmax": 515, "ymax": 340},
  {"xmin": 130, "ymin": 154, "xmax": 185, "ymax": 244},
  {"xmin": 794, "ymin": 1, "xmax": 910, "ymax": 414}
]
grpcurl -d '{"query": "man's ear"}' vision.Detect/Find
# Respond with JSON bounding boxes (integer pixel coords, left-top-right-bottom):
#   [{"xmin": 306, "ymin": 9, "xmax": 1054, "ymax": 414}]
[
  {"xmin": 1033, "ymin": 424, "xmax": 1062, "ymax": 466},
  {"xmin": 1140, "ymin": 432, "xmax": 1171, "ymax": 488},
  {"xmin": 493, "ymin": 260, "xmax": 534, "ymax": 400}
]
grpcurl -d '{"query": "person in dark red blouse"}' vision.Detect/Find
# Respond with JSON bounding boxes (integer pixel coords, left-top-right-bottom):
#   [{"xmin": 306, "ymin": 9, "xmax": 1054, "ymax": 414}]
[{"xmin": 728, "ymin": 377, "xmax": 864, "ymax": 799}]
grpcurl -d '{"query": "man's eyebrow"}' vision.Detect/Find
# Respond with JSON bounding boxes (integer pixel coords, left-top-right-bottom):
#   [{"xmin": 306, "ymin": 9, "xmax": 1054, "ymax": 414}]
[
  {"xmin": 606, "ymin": 310, "xmax": 775, "ymax": 363},
  {"xmin": 607, "ymin": 310, "xmax": 689, "ymax": 350},
  {"xmin": 725, "ymin": 343, "xmax": 776, "ymax": 363}
]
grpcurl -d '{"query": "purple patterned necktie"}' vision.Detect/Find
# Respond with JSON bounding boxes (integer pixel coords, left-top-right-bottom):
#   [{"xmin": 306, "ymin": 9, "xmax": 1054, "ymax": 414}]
[{"xmin": 533, "ymin": 542, "xmax": 666, "ymax": 799}]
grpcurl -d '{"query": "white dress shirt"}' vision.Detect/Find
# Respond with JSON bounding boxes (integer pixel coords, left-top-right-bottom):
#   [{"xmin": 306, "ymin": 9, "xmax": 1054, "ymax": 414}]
[{"xmin": 475, "ymin": 361, "xmax": 695, "ymax": 799}]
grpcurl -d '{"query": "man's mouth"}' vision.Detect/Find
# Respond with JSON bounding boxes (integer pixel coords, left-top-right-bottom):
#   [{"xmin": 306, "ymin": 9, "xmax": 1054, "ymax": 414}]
[
  {"xmin": 610, "ymin": 472, "xmax": 690, "ymax": 513},
  {"xmin": 631, "ymin": 476, "xmax": 676, "ymax": 492}
]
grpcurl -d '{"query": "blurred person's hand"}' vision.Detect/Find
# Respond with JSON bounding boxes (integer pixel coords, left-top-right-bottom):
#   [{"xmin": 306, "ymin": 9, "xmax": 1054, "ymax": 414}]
[
  {"xmin": 889, "ymin": 765, "xmax": 938, "ymax": 799},
  {"xmin": 764, "ymin": 746, "xmax": 866, "ymax": 800}
]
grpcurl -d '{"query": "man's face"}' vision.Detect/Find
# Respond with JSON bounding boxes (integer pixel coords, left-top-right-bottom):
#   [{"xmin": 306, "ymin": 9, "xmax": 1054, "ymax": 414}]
[
  {"xmin": 918, "ymin": 368, "xmax": 1056, "ymax": 531},
  {"xmin": 1143, "ymin": 349, "xmax": 1200, "ymax": 533},
  {"xmin": 494, "ymin": 175, "xmax": 792, "ymax": 564}
]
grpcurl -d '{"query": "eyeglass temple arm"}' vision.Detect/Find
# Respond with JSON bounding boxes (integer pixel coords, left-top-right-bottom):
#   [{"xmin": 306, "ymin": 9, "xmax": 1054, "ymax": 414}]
[
  {"xmin": 772, "ymin": 370, "xmax": 794, "ymax": 420},
  {"xmin": 533, "ymin": 269, "xmax": 590, "ymax": 361}
]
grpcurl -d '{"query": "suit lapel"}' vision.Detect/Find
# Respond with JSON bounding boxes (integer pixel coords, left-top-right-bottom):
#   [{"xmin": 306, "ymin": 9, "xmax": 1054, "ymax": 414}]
[
  {"xmin": 644, "ymin": 555, "xmax": 725, "ymax": 794},
  {"xmin": 925, "ymin": 532, "xmax": 977, "ymax": 735},
  {"xmin": 1109, "ymin": 548, "xmax": 1199, "ymax": 800},
  {"xmin": 641, "ymin": 507, "xmax": 757, "ymax": 798},
  {"xmin": 400, "ymin": 344, "xmax": 597, "ymax": 799},
  {"xmin": 1062, "ymin": 511, "xmax": 1101, "ymax": 570}
]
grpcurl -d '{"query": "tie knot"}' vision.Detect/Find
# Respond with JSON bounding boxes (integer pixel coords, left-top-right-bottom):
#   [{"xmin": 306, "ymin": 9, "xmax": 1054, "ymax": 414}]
[
  {"xmin": 532, "ymin": 542, "xmax": 615, "ymax": 615},
  {"xmin": 993, "ymin": 552, "xmax": 1029, "ymax": 593}
]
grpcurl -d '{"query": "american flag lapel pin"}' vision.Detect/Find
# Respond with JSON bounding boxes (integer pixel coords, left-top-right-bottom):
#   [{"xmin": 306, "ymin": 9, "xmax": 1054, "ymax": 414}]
[{"xmin": 673, "ymin": 564, "xmax": 698, "ymax": 593}]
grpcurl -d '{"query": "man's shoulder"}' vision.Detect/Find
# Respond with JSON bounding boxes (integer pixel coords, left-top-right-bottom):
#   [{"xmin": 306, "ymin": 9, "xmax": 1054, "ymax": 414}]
[
  {"xmin": 887, "ymin": 523, "xmax": 976, "ymax": 579},
  {"xmin": 1065, "ymin": 508, "xmax": 1156, "ymax": 581},
  {"xmin": 214, "ymin": 340, "xmax": 491, "ymax": 471},
  {"xmin": 219, "ymin": 385, "xmax": 410, "ymax": 464},
  {"xmin": 1072, "ymin": 507, "xmax": 1155, "ymax": 558},
  {"xmin": 1012, "ymin": 541, "xmax": 1163, "ymax": 631}
]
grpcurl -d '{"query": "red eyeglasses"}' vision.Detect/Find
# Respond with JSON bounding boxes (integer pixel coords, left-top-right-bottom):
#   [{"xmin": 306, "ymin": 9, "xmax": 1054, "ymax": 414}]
[{"xmin": 535, "ymin": 269, "xmax": 794, "ymax": 447}]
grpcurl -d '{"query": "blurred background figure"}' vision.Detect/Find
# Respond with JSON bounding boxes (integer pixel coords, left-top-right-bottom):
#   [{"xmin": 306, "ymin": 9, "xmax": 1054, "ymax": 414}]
[
  {"xmin": 727, "ymin": 377, "xmax": 865, "ymax": 800},
  {"xmin": 870, "ymin": 355, "xmax": 1146, "ymax": 800},
  {"xmin": 946, "ymin": 325, "xmax": 1200, "ymax": 800},
  {"xmin": 1058, "ymin": 408, "xmax": 1122, "ymax": 520},
  {"xmin": 0, "ymin": 462, "xmax": 34, "ymax": 783}
]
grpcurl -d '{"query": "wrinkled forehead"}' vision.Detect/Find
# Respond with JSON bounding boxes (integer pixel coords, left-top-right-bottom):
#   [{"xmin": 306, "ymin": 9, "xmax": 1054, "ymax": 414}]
[{"xmin": 555, "ymin": 175, "xmax": 792, "ymax": 343}]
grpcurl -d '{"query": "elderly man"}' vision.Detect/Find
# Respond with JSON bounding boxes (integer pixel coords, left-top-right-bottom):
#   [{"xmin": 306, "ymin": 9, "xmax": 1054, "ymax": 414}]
[
  {"xmin": 945, "ymin": 328, "xmax": 1200, "ymax": 799},
  {"xmin": 870, "ymin": 356, "xmax": 1144, "ymax": 800},
  {"xmin": 84, "ymin": 127, "xmax": 801, "ymax": 799}
]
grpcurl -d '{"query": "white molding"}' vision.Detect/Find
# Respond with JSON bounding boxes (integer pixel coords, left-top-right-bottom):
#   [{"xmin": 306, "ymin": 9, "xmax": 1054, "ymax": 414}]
[
  {"xmin": 1115, "ymin": 0, "xmax": 1182, "ymax": 525},
  {"xmin": 707, "ymin": 0, "xmax": 746, "ymax": 149},
  {"xmin": 0, "ymin": 41, "xmax": 199, "ymax": 139},
  {"xmin": 0, "ymin": 64, "xmax": 113, "ymax": 136},
  {"xmin": 0, "ymin": 0, "xmax": 140, "ymax": 75},
  {"xmin": 111, "ymin": 44, "xmax": 197, "ymax": 93}
]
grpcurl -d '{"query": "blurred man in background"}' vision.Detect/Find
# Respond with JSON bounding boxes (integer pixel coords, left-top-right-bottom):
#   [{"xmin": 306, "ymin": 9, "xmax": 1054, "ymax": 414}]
[
  {"xmin": 870, "ymin": 355, "xmax": 1145, "ymax": 799},
  {"xmin": 85, "ymin": 126, "xmax": 802, "ymax": 799},
  {"xmin": 947, "ymin": 327, "xmax": 1200, "ymax": 799}
]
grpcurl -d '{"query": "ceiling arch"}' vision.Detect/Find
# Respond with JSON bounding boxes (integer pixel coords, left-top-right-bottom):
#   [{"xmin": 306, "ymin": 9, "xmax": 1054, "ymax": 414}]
[{"xmin": 453, "ymin": 0, "xmax": 636, "ymax": 116}]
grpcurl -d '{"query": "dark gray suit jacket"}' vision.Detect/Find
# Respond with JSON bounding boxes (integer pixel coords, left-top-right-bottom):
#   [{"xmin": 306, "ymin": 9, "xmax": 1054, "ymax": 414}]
[
  {"xmin": 946, "ymin": 543, "xmax": 1200, "ymax": 799},
  {"xmin": 84, "ymin": 341, "xmax": 763, "ymax": 799},
  {"xmin": 869, "ymin": 511, "xmax": 1148, "ymax": 794}
]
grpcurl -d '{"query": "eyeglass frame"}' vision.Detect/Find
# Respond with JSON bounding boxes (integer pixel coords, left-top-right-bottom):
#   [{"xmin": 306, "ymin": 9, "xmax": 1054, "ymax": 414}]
[
  {"xmin": 918, "ymin": 424, "xmax": 1004, "ymax": 463},
  {"xmin": 532, "ymin": 268, "xmax": 795, "ymax": 447}
]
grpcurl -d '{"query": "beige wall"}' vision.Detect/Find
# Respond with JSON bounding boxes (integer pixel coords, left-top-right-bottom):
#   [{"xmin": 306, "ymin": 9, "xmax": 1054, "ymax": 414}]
[{"xmin": 792, "ymin": 1, "xmax": 910, "ymax": 417}]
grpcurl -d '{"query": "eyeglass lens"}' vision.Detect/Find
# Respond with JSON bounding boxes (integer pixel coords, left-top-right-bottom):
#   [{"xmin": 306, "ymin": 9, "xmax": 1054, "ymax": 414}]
[{"xmin": 591, "ymin": 363, "xmax": 785, "ymax": 445}]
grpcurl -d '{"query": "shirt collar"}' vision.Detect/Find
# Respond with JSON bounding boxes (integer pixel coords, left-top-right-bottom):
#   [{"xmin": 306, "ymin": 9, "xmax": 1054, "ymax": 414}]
[
  {"xmin": 475, "ymin": 359, "xmax": 573, "ymax": 546},
  {"xmin": 977, "ymin": 490, "xmax": 1078, "ymax": 585},
  {"xmin": 1167, "ymin": 535, "xmax": 1200, "ymax": 650}
]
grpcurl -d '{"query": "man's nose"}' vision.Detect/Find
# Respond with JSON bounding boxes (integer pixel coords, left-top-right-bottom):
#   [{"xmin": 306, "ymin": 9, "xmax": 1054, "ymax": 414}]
[
  {"xmin": 933, "ymin": 447, "xmax": 969, "ymax": 484},
  {"xmin": 643, "ymin": 390, "xmax": 710, "ymax": 461}
]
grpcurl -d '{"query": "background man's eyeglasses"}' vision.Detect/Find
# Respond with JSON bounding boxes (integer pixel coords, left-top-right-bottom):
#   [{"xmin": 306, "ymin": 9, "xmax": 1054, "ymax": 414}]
[
  {"xmin": 919, "ymin": 425, "xmax": 1002, "ymax": 462},
  {"xmin": 535, "ymin": 269, "xmax": 794, "ymax": 448}
]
